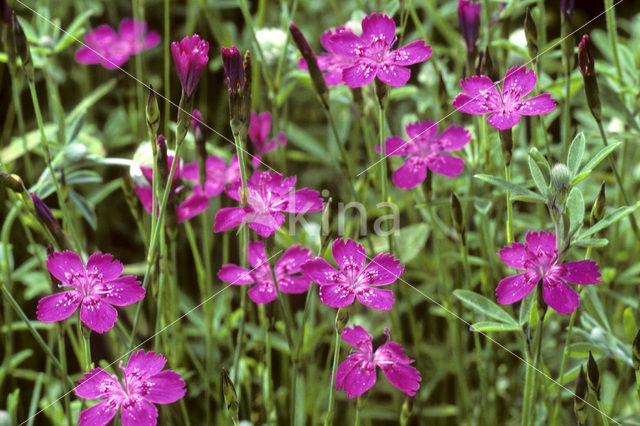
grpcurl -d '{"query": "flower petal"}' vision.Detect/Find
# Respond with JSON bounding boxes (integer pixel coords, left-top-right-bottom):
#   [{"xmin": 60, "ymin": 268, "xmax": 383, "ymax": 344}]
[
  {"xmin": 392, "ymin": 157, "xmax": 427, "ymax": 189},
  {"xmin": 525, "ymin": 231, "xmax": 557, "ymax": 255},
  {"xmin": 436, "ymin": 125, "xmax": 472, "ymax": 151},
  {"xmin": 375, "ymin": 136, "xmax": 411, "ymax": 156},
  {"xmin": 301, "ymin": 258, "xmax": 344, "ymax": 286},
  {"xmin": 515, "ymin": 93, "xmax": 556, "ymax": 116},
  {"xmin": 248, "ymin": 240, "xmax": 268, "ymax": 270},
  {"xmin": 47, "ymin": 250, "xmax": 85, "ymax": 286},
  {"xmin": 86, "ymin": 252, "xmax": 123, "ymax": 282},
  {"xmin": 145, "ymin": 370, "xmax": 187, "ymax": 404},
  {"xmin": 498, "ymin": 242, "xmax": 530, "ymax": 269},
  {"xmin": 80, "ymin": 297, "xmax": 118, "ymax": 334},
  {"xmin": 76, "ymin": 368, "xmax": 123, "ymax": 399},
  {"xmin": 121, "ymin": 397, "xmax": 158, "ymax": 426},
  {"xmin": 134, "ymin": 185, "xmax": 154, "ymax": 216},
  {"xmin": 405, "ymin": 121, "xmax": 438, "ymax": 142},
  {"xmin": 358, "ymin": 253, "xmax": 404, "ymax": 287},
  {"xmin": 277, "ymin": 276, "xmax": 311, "ymax": 293},
  {"xmin": 343, "ymin": 63, "xmax": 378, "ymax": 88},
  {"xmin": 355, "ymin": 287, "xmax": 394, "ymax": 310},
  {"xmin": 275, "ymin": 245, "xmax": 314, "ymax": 277},
  {"xmin": 214, "ymin": 206, "xmax": 252, "ymax": 233},
  {"xmin": 75, "ymin": 47, "xmax": 101, "ymax": 64},
  {"xmin": 332, "ymin": 238, "xmax": 367, "ymax": 272},
  {"xmin": 452, "ymin": 93, "xmax": 493, "ymax": 115},
  {"xmin": 496, "ymin": 273, "xmax": 536, "ymax": 305},
  {"xmin": 503, "ymin": 65, "xmax": 536, "ymax": 99},
  {"xmin": 248, "ymin": 211, "xmax": 285, "ymax": 237},
  {"xmin": 126, "ymin": 350, "xmax": 166, "ymax": 376},
  {"xmin": 319, "ymin": 283, "xmax": 356, "ymax": 308},
  {"xmin": 341, "ymin": 325, "xmax": 373, "ymax": 351},
  {"xmin": 460, "ymin": 75, "xmax": 499, "ymax": 98},
  {"xmin": 37, "ymin": 291, "xmax": 81, "ymax": 322},
  {"xmin": 388, "ymin": 40, "xmax": 432, "ymax": 65},
  {"xmin": 376, "ymin": 64, "xmax": 411, "ymax": 87},
  {"xmin": 218, "ymin": 264, "xmax": 255, "ymax": 285},
  {"xmin": 280, "ymin": 188, "xmax": 323, "ymax": 213},
  {"xmin": 335, "ymin": 355, "xmax": 376, "ymax": 398},
  {"xmin": 543, "ymin": 282, "xmax": 579, "ymax": 315},
  {"xmin": 118, "ymin": 18, "xmax": 146, "ymax": 54},
  {"xmin": 560, "ymin": 260, "xmax": 601, "ymax": 284},
  {"xmin": 327, "ymin": 30, "xmax": 363, "ymax": 57},
  {"xmin": 487, "ymin": 111, "xmax": 521, "ymax": 130},
  {"xmin": 361, "ymin": 13, "xmax": 396, "ymax": 45},
  {"xmin": 101, "ymin": 276, "xmax": 145, "ymax": 306},
  {"xmin": 176, "ymin": 192, "xmax": 210, "ymax": 222},
  {"xmin": 249, "ymin": 112, "xmax": 272, "ymax": 148},
  {"xmin": 144, "ymin": 31, "xmax": 161, "ymax": 49},
  {"xmin": 247, "ymin": 281, "xmax": 278, "ymax": 304},
  {"xmin": 427, "ymin": 153, "xmax": 465, "ymax": 178},
  {"xmin": 374, "ymin": 330, "xmax": 421, "ymax": 396},
  {"xmin": 78, "ymin": 399, "xmax": 120, "ymax": 426}
]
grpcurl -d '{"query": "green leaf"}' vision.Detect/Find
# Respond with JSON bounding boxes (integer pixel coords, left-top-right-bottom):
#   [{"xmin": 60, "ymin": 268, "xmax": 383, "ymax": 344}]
[
  {"xmin": 566, "ymin": 187, "xmax": 585, "ymax": 236},
  {"xmin": 393, "ymin": 223, "xmax": 431, "ymax": 263},
  {"xmin": 567, "ymin": 132, "xmax": 585, "ymax": 176},
  {"xmin": 582, "ymin": 285, "xmax": 611, "ymax": 332},
  {"xmin": 578, "ymin": 203, "xmax": 640, "ymax": 239},
  {"xmin": 529, "ymin": 147, "xmax": 550, "ymax": 174},
  {"xmin": 69, "ymin": 189, "xmax": 97, "ymax": 230},
  {"xmin": 518, "ymin": 293, "xmax": 534, "ymax": 326},
  {"xmin": 453, "ymin": 289, "xmax": 518, "ymax": 326},
  {"xmin": 66, "ymin": 111, "xmax": 86, "ymax": 145},
  {"xmin": 574, "ymin": 238, "xmax": 609, "ymax": 248},
  {"xmin": 54, "ymin": 10, "xmax": 94, "ymax": 52},
  {"xmin": 527, "ymin": 155, "xmax": 547, "ymax": 196},
  {"xmin": 471, "ymin": 321, "xmax": 521, "ymax": 332},
  {"xmin": 571, "ymin": 142, "xmax": 621, "ymax": 186},
  {"xmin": 623, "ymin": 308, "xmax": 637, "ymax": 341},
  {"xmin": 474, "ymin": 174, "xmax": 546, "ymax": 203}
]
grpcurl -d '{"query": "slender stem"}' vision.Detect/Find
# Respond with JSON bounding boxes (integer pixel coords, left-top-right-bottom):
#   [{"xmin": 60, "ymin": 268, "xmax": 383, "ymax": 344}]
[
  {"xmin": 232, "ymin": 130, "xmax": 250, "ymax": 204},
  {"xmin": 522, "ymin": 314, "xmax": 545, "ymax": 426},
  {"xmin": 78, "ymin": 318, "xmax": 91, "ymax": 372},
  {"xmin": 505, "ymin": 164, "xmax": 513, "ymax": 242},
  {"xmin": 325, "ymin": 108, "xmax": 358, "ymax": 200},
  {"xmin": 379, "ymin": 104, "xmax": 387, "ymax": 206},
  {"xmin": 595, "ymin": 399, "xmax": 610, "ymax": 426},
  {"xmin": 231, "ymin": 290, "xmax": 247, "ymax": 385},
  {"xmin": 604, "ymin": 0, "xmax": 625, "ymax": 103},
  {"xmin": 354, "ymin": 397, "xmax": 362, "ymax": 426},
  {"xmin": 9, "ymin": 72, "xmax": 31, "ymax": 179},
  {"xmin": 259, "ymin": 305, "xmax": 276, "ymax": 424},
  {"xmin": 324, "ymin": 319, "xmax": 341, "ymax": 426},
  {"xmin": 58, "ymin": 325, "xmax": 71, "ymax": 426},
  {"xmin": 163, "ymin": 0, "xmax": 170, "ymax": 137}
]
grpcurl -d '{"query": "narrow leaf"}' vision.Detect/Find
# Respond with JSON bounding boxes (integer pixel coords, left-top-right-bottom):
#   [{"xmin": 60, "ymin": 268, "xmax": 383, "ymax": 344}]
[
  {"xmin": 453, "ymin": 289, "xmax": 518, "ymax": 325},
  {"xmin": 567, "ymin": 132, "xmax": 585, "ymax": 176}
]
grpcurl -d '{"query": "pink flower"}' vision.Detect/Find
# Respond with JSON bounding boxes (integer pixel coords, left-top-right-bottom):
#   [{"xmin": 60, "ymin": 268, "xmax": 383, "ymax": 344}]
[
  {"xmin": 171, "ymin": 34, "xmax": 209, "ymax": 96},
  {"xmin": 214, "ymin": 170, "xmax": 323, "ymax": 238},
  {"xmin": 376, "ymin": 121, "xmax": 471, "ymax": 189},
  {"xmin": 336, "ymin": 325, "xmax": 421, "ymax": 398},
  {"xmin": 182, "ymin": 155, "xmax": 241, "ymax": 199},
  {"xmin": 328, "ymin": 13, "xmax": 432, "ymax": 87},
  {"xmin": 75, "ymin": 350, "xmax": 186, "ymax": 426},
  {"xmin": 75, "ymin": 18, "xmax": 160, "ymax": 69},
  {"xmin": 248, "ymin": 112, "xmax": 286, "ymax": 167},
  {"xmin": 297, "ymin": 26, "xmax": 356, "ymax": 86},
  {"xmin": 458, "ymin": 0, "xmax": 481, "ymax": 53},
  {"xmin": 221, "ymin": 45, "xmax": 245, "ymax": 93},
  {"xmin": 497, "ymin": 231, "xmax": 601, "ymax": 314},
  {"xmin": 218, "ymin": 240, "xmax": 313, "ymax": 304},
  {"xmin": 135, "ymin": 155, "xmax": 210, "ymax": 223},
  {"xmin": 452, "ymin": 65, "xmax": 556, "ymax": 130},
  {"xmin": 37, "ymin": 251, "xmax": 144, "ymax": 333},
  {"xmin": 301, "ymin": 238, "xmax": 403, "ymax": 311}
]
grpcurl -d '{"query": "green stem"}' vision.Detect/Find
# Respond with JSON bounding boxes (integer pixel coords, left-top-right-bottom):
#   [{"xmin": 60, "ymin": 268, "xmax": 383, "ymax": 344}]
[
  {"xmin": 604, "ymin": 0, "xmax": 625, "ymax": 103},
  {"xmin": 379, "ymin": 104, "xmax": 387, "ymax": 206},
  {"xmin": 259, "ymin": 305, "xmax": 276, "ymax": 424},
  {"xmin": 324, "ymin": 318, "xmax": 341, "ymax": 426},
  {"xmin": 57, "ymin": 325, "xmax": 71, "ymax": 426},
  {"xmin": 325, "ymin": 108, "xmax": 358, "ymax": 200},
  {"xmin": 231, "ymin": 290, "xmax": 247, "ymax": 385},
  {"xmin": 505, "ymin": 164, "xmax": 513, "ymax": 242},
  {"xmin": 354, "ymin": 397, "xmax": 362, "ymax": 426},
  {"xmin": 595, "ymin": 399, "xmax": 610, "ymax": 426},
  {"xmin": 522, "ymin": 314, "xmax": 545, "ymax": 426},
  {"xmin": 163, "ymin": 0, "xmax": 170, "ymax": 137}
]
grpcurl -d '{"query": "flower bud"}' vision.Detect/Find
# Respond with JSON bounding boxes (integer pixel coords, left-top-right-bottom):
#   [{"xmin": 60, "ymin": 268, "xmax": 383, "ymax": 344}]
[
  {"xmin": 561, "ymin": 0, "xmax": 575, "ymax": 23},
  {"xmin": 586, "ymin": 350, "xmax": 601, "ymax": 401},
  {"xmin": 222, "ymin": 46, "xmax": 245, "ymax": 94},
  {"xmin": 157, "ymin": 134, "xmax": 169, "ymax": 187},
  {"xmin": 551, "ymin": 164, "xmax": 572, "ymax": 195},
  {"xmin": 499, "ymin": 129, "xmax": 513, "ymax": 167},
  {"xmin": 524, "ymin": 6, "xmax": 538, "ymax": 59},
  {"xmin": 574, "ymin": 365, "xmax": 588, "ymax": 425},
  {"xmin": 221, "ymin": 368, "xmax": 239, "ymax": 425},
  {"xmin": 578, "ymin": 35, "xmax": 601, "ymax": 122},
  {"xmin": 590, "ymin": 182, "xmax": 605, "ymax": 226},
  {"xmin": 0, "ymin": 172, "xmax": 25, "ymax": 193},
  {"xmin": 240, "ymin": 51, "xmax": 253, "ymax": 132},
  {"xmin": 450, "ymin": 191, "xmax": 466, "ymax": 245},
  {"xmin": 1, "ymin": 0, "xmax": 11, "ymax": 27},
  {"xmin": 146, "ymin": 84, "xmax": 160, "ymax": 140},
  {"xmin": 632, "ymin": 329, "xmax": 640, "ymax": 370},
  {"xmin": 458, "ymin": 0, "xmax": 481, "ymax": 54},
  {"xmin": 171, "ymin": 34, "xmax": 209, "ymax": 97},
  {"xmin": 289, "ymin": 22, "xmax": 329, "ymax": 110},
  {"xmin": 12, "ymin": 11, "xmax": 33, "ymax": 81}
]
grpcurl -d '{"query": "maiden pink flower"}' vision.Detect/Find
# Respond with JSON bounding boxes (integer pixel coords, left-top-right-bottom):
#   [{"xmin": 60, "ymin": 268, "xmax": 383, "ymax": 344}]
[
  {"xmin": 458, "ymin": 0, "xmax": 481, "ymax": 53},
  {"xmin": 214, "ymin": 170, "xmax": 323, "ymax": 238},
  {"xmin": 75, "ymin": 350, "xmax": 186, "ymax": 425},
  {"xmin": 171, "ymin": 34, "xmax": 209, "ymax": 96},
  {"xmin": 497, "ymin": 231, "xmax": 601, "ymax": 314},
  {"xmin": 221, "ymin": 45, "xmax": 245, "ymax": 93},
  {"xmin": 301, "ymin": 238, "xmax": 403, "ymax": 311},
  {"xmin": 248, "ymin": 111, "xmax": 286, "ymax": 167},
  {"xmin": 376, "ymin": 121, "xmax": 471, "ymax": 189},
  {"xmin": 218, "ymin": 240, "xmax": 313, "ymax": 304},
  {"xmin": 75, "ymin": 18, "xmax": 160, "ymax": 69},
  {"xmin": 336, "ymin": 325, "xmax": 421, "ymax": 398},
  {"xmin": 328, "ymin": 13, "xmax": 432, "ymax": 87},
  {"xmin": 452, "ymin": 65, "xmax": 556, "ymax": 130},
  {"xmin": 297, "ymin": 26, "xmax": 356, "ymax": 86},
  {"xmin": 37, "ymin": 251, "xmax": 144, "ymax": 333},
  {"xmin": 135, "ymin": 155, "xmax": 210, "ymax": 223},
  {"xmin": 182, "ymin": 155, "xmax": 241, "ymax": 198}
]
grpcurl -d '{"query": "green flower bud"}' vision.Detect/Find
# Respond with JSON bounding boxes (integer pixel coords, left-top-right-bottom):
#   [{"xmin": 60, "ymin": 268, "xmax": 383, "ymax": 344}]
[
  {"xmin": 590, "ymin": 182, "xmax": 605, "ymax": 226},
  {"xmin": 551, "ymin": 163, "xmax": 572, "ymax": 198},
  {"xmin": 400, "ymin": 396, "xmax": 414, "ymax": 426},
  {"xmin": 0, "ymin": 172, "xmax": 25, "ymax": 193},
  {"xmin": 146, "ymin": 84, "xmax": 160, "ymax": 140},
  {"xmin": 586, "ymin": 350, "xmax": 601, "ymax": 401},
  {"xmin": 450, "ymin": 191, "xmax": 466, "ymax": 245},
  {"xmin": 574, "ymin": 365, "xmax": 588, "ymax": 426},
  {"xmin": 335, "ymin": 306, "xmax": 350, "ymax": 334},
  {"xmin": 578, "ymin": 35, "xmax": 601, "ymax": 122},
  {"xmin": 524, "ymin": 7, "xmax": 538, "ymax": 59},
  {"xmin": 289, "ymin": 22, "xmax": 329, "ymax": 110},
  {"xmin": 221, "ymin": 368, "xmax": 239, "ymax": 426},
  {"xmin": 374, "ymin": 78, "xmax": 388, "ymax": 109},
  {"xmin": 12, "ymin": 11, "xmax": 33, "ymax": 81}
]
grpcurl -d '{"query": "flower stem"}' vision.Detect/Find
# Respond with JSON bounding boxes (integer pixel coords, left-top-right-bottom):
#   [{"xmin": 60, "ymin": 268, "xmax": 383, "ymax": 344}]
[
  {"xmin": 604, "ymin": 0, "xmax": 625, "ymax": 104},
  {"xmin": 231, "ymin": 290, "xmax": 247, "ymax": 385},
  {"xmin": 57, "ymin": 325, "xmax": 71, "ymax": 426},
  {"xmin": 259, "ymin": 305, "xmax": 277, "ymax": 424},
  {"xmin": 522, "ymin": 313, "xmax": 545, "ymax": 426},
  {"xmin": 354, "ymin": 397, "xmax": 362, "ymax": 426},
  {"xmin": 325, "ymin": 108, "xmax": 358, "ymax": 200},
  {"xmin": 505, "ymin": 164, "xmax": 513, "ymax": 242},
  {"xmin": 324, "ymin": 317, "xmax": 341, "ymax": 426},
  {"xmin": 163, "ymin": 0, "xmax": 170, "ymax": 137}
]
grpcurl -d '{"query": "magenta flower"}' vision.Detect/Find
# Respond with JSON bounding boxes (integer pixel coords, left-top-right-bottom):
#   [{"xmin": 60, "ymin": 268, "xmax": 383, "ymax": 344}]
[
  {"xmin": 75, "ymin": 18, "xmax": 160, "ymax": 69},
  {"xmin": 336, "ymin": 325, "xmax": 421, "ymax": 398},
  {"xmin": 297, "ymin": 26, "xmax": 356, "ymax": 86},
  {"xmin": 458, "ymin": 0, "xmax": 481, "ymax": 53},
  {"xmin": 135, "ymin": 155, "xmax": 210, "ymax": 223},
  {"xmin": 248, "ymin": 112, "xmax": 286, "ymax": 167},
  {"xmin": 497, "ymin": 231, "xmax": 601, "ymax": 314},
  {"xmin": 328, "ymin": 13, "xmax": 432, "ymax": 87},
  {"xmin": 301, "ymin": 238, "xmax": 403, "ymax": 311},
  {"xmin": 75, "ymin": 350, "xmax": 186, "ymax": 425},
  {"xmin": 37, "ymin": 251, "xmax": 144, "ymax": 333},
  {"xmin": 221, "ymin": 45, "xmax": 245, "ymax": 93},
  {"xmin": 171, "ymin": 34, "xmax": 209, "ymax": 96},
  {"xmin": 182, "ymin": 155, "xmax": 241, "ymax": 198},
  {"xmin": 452, "ymin": 65, "xmax": 556, "ymax": 130},
  {"xmin": 376, "ymin": 121, "xmax": 471, "ymax": 189},
  {"xmin": 218, "ymin": 240, "xmax": 313, "ymax": 304},
  {"xmin": 214, "ymin": 170, "xmax": 323, "ymax": 238}
]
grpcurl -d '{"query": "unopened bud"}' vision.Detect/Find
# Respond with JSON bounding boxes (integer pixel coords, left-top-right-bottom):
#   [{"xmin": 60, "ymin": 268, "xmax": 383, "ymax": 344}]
[
  {"xmin": 240, "ymin": 51, "xmax": 252, "ymax": 133},
  {"xmin": 632, "ymin": 329, "xmax": 640, "ymax": 370},
  {"xmin": 578, "ymin": 35, "xmax": 601, "ymax": 122},
  {"xmin": 12, "ymin": 12, "xmax": 33, "ymax": 80},
  {"xmin": 551, "ymin": 164, "xmax": 572, "ymax": 194},
  {"xmin": 578, "ymin": 35, "xmax": 595, "ymax": 78},
  {"xmin": 335, "ymin": 306, "xmax": 350, "ymax": 334},
  {"xmin": 450, "ymin": 191, "xmax": 466, "ymax": 245},
  {"xmin": 590, "ymin": 182, "xmax": 605, "ymax": 226},
  {"xmin": 30, "ymin": 192, "xmax": 60, "ymax": 232},
  {"xmin": 222, "ymin": 46, "xmax": 245, "ymax": 94},
  {"xmin": 524, "ymin": 7, "xmax": 538, "ymax": 59},
  {"xmin": 146, "ymin": 84, "xmax": 160, "ymax": 139},
  {"xmin": 499, "ymin": 129, "xmax": 513, "ymax": 167},
  {"xmin": 157, "ymin": 134, "xmax": 169, "ymax": 186},
  {"xmin": 458, "ymin": 0, "xmax": 481, "ymax": 54},
  {"xmin": 574, "ymin": 365, "xmax": 588, "ymax": 425},
  {"xmin": 561, "ymin": 0, "xmax": 574, "ymax": 23},
  {"xmin": 221, "ymin": 368, "xmax": 239, "ymax": 425},
  {"xmin": 289, "ymin": 22, "xmax": 329, "ymax": 110},
  {"xmin": 0, "ymin": 172, "xmax": 25, "ymax": 193},
  {"xmin": 586, "ymin": 350, "xmax": 601, "ymax": 400}
]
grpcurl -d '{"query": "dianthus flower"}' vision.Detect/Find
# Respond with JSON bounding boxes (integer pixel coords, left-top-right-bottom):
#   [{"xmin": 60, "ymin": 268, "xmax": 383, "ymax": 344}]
[
  {"xmin": 497, "ymin": 231, "xmax": 601, "ymax": 314},
  {"xmin": 75, "ymin": 18, "xmax": 160, "ymax": 69},
  {"xmin": 75, "ymin": 350, "xmax": 186, "ymax": 425},
  {"xmin": 458, "ymin": 0, "xmax": 481, "ymax": 53},
  {"xmin": 452, "ymin": 65, "xmax": 556, "ymax": 130},
  {"xmin": 171, "ymin": 34, "xmax": 209, "ymax": 96},
  {"xmin": 336, "ymin": 325, "xmax": 421, "ymax": 398},
  {"xmin": 297, "ymin": 26, "xmax": 356, "ymax": 86},
  {"xmin": 37, "ymin": 251, "xmax": 144, "ymax": 333},
  {"xmin": 301, "ymin": 238, "xmax": 403, "ymax": 311},
  {"xmin": 182, "ymin": 155, "xmax": 241, "ymax": 198},
  {"xmin": 218, "ymin": 240, "xmax": 313, "ymax": 304}
]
